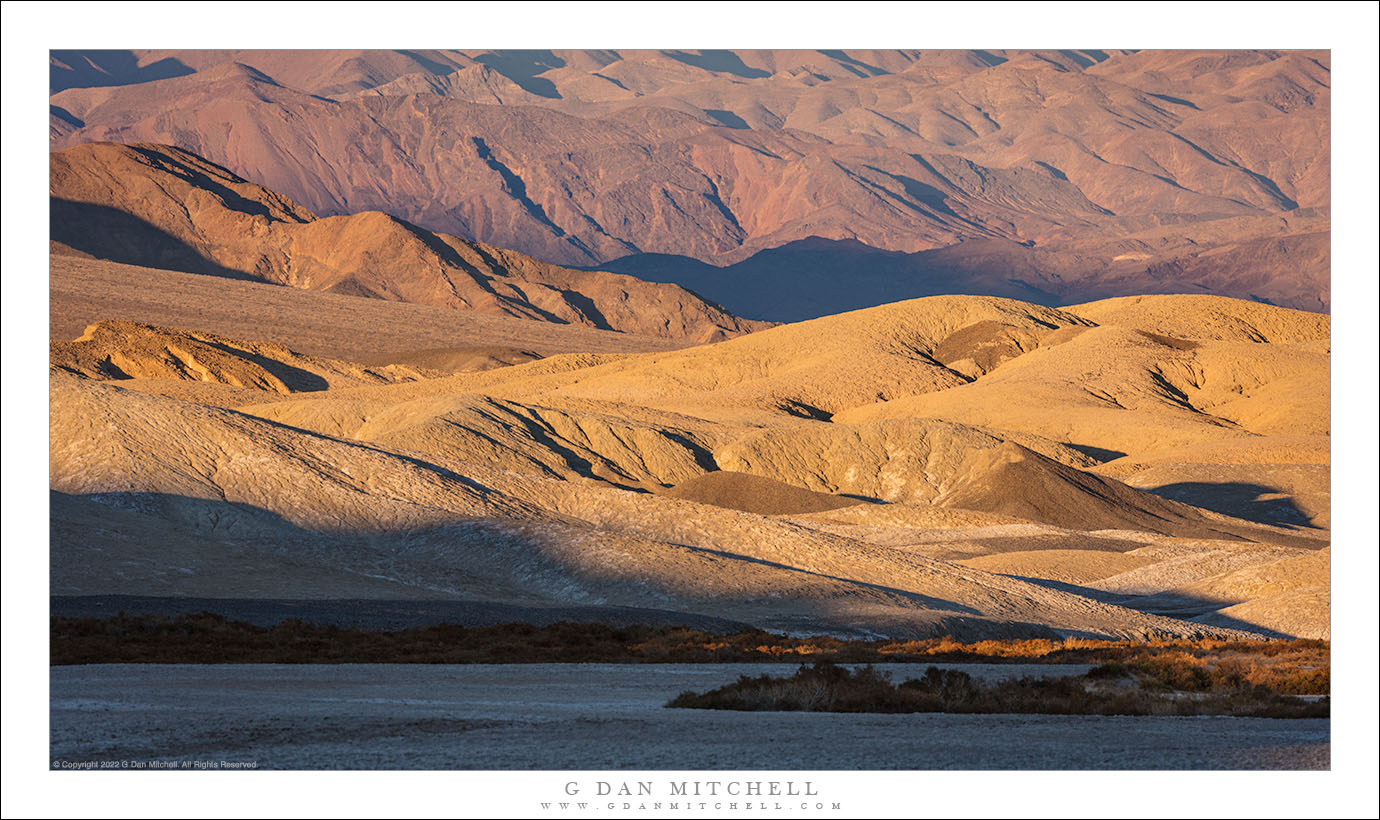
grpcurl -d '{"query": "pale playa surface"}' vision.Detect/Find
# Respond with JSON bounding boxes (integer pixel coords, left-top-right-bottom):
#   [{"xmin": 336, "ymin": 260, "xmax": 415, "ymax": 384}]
[{"xmin": 49, "ymin": 664, "xmax": 1329, "ymax": 770}]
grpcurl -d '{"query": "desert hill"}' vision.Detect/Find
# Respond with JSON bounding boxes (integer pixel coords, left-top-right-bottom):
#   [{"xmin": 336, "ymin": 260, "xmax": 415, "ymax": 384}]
[
  {"xmin": 239, "ymin": 380, "xmax": 1299, "ymax": 543},
  {"xmin": 957, "ymin": 542, "xmax": 1329, "ymax": 640},
  {"xmin": 104, "ymin": 290, "xmax": 1323, "ymax": 540},
  {"xmin": 838, "ymin": 297, "xmax": 1329, "ymax": 457},
  {"xmin": 251, "ymin": 390, "xmax": 722, "ymax": 490},
  {"xmin": 483, "ymin": 295, "xmax": 1096, "ymax": 421},
  {"xmin": 1068, "ymin": 294, "xmax": 1330, "ymax": 344},
  {"xmin": 50, "ymin": 288, "xmax": 1328, "ymax": 639},
  {"xmin": 50, "ymin": 142, "xmax": 766, "ymax": 341},
  {"xmin": 660, "ymin": 471, "xmax": 866, "ymax": 516},
  {"xmin": 718, "ymin": 424, "xmax": 1294, "ymax": 542},
  {"xmin": 49, "ymin": 371, "xmax": 1280, "ymax": 641},
  {"xmin": 50, "ymin": 49, "xmax": 1329, "ymax": 314}
]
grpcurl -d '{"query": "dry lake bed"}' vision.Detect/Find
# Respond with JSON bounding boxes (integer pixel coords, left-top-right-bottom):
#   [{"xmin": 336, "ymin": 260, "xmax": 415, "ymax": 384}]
[{"xmin": 50, "ymin": 663, "xmax": 1329, "ymax": 770}]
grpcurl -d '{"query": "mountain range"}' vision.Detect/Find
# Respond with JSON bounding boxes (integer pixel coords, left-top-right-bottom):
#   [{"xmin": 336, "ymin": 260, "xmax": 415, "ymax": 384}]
[{"xmin": 50, "ymin": 48, "xmax": 1330, "ymax": 317}]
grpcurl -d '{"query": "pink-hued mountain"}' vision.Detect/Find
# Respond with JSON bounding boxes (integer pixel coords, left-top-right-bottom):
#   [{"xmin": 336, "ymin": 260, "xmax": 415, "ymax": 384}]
[{"xmin": 50, "ymin": 49, "xmax": 1329, "ymax": 317}]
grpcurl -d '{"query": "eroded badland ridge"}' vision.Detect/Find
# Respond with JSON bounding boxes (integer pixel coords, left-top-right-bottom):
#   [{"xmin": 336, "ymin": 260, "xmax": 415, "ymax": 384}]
[{"xmin": 48, "ymin": 49, "xmax": 1329, "ymax": 643}]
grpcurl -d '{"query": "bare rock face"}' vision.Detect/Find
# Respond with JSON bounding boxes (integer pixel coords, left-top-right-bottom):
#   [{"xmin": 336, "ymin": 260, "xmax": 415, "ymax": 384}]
[
  {"xmin": 50, "ymin": 142, "xmax": 768, "ymax": 341},
  {"xmin": 50, "ymin": 49, "xmax": 1330, "ymax": 314}
]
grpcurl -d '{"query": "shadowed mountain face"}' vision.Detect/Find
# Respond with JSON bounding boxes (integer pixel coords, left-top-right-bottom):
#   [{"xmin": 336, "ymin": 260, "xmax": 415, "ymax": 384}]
[
  {"xmin": 599, "ymin": 226, "xmax": 1330, "ymax": 322},
  {"xmin": 50, "ymin": 49, "xmax": 1329, "ymax": 312},
  {"xmin": 50, "ymin": 142, "xmax": 767, "ymax": 342}
]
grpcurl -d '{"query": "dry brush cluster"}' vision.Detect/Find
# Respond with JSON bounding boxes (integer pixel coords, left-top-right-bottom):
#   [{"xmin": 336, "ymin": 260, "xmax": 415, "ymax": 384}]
[{"xmin": 666, "ymin": 661, "xmax": 1328, "ymax": 718}]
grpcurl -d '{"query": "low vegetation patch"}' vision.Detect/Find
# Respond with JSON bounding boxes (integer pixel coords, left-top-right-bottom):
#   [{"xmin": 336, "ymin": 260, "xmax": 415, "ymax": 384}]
[
  {"xmin": 50, "ymin": 613, "xmax": 1328, "ymax": 697},
  {"xmin": 666, "ymin": 662, "xmax": 1328, "ymax": 719}
]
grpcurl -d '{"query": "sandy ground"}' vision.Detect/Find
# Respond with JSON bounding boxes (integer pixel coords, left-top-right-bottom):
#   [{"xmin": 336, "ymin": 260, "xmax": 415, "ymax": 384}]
[{"xmin": 50, "ymin": 664, "xmax": 1328, "ymax": 771}]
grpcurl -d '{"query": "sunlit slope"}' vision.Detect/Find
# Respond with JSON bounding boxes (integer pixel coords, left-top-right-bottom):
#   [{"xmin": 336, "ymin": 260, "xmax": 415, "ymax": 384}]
[{"xmin": 51, "ymin": 373, "xmax": 1268, "ymax": 640}]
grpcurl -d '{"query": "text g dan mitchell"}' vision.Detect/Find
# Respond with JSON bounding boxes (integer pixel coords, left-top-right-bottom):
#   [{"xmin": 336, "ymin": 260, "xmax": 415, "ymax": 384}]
[{"xmin": 564, "ymin": 781, "xmax": 821, "ymax": 798}]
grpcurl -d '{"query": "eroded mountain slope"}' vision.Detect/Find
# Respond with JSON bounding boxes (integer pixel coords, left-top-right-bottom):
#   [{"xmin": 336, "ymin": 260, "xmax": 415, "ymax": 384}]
[{"xmin": 50, "ymin": 142, "xmax": 766, "ymax": 341}]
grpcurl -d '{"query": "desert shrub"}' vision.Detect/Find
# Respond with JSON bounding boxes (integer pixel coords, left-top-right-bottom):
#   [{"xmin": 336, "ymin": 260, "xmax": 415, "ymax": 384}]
[
  {"xmin": 1085, "ymin": 662, "xmax": 1131, "ymax": 679},
  {"xmin": 666, "ymin": 662, "xmax": 1329, "ymax": 719},
  {"xmin": 671, "ymin": 663, "xmax": 924, "ymax": 713}
]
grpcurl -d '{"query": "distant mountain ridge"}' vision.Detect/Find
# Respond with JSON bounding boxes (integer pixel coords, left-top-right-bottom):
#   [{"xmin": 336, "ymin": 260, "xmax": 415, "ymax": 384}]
[
  {"xmin": 599, "ymin": 220, "xmax": 1329, "ymax": 321},
  {"xmin": 49, "ymin": 49, "xmax": 1329, "ymax": 314}
]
